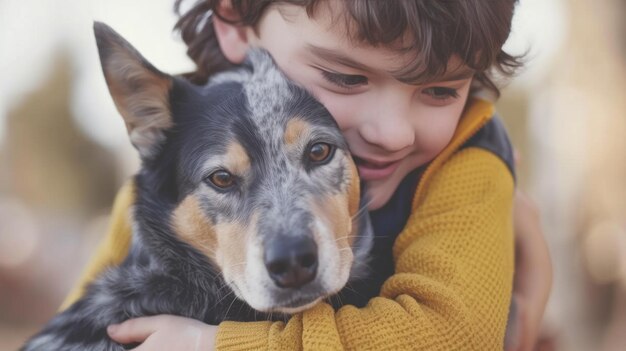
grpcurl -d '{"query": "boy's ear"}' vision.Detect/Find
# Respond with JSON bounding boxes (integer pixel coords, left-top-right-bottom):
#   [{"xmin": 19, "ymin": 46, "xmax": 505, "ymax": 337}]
[
  {"xmin": 213, "ymin": 3, "xmax": 252, "ymax": 64},
  {"xmin": 93, "ymin": 21, "xmax": 173, "ymax": 159}
]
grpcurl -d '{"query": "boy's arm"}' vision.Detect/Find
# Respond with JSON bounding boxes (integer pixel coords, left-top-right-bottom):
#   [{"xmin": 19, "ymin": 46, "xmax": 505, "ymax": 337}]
[
  {"xmin": 217, "ymin": 147, "xmax": 515, "ymax": 350},
  {"xmin": 506, "ymin": 190, "xmax": 552, "ymax": 351},
  {"xmin": 59, "ymin": 181, "xmax": 134, "ymax": 311}
]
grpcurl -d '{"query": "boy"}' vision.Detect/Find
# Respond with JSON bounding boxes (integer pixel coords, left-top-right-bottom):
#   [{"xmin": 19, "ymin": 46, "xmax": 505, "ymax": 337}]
[{"xmin": 66, "ymin": 0, "xmax": 552, "ymax": 350}]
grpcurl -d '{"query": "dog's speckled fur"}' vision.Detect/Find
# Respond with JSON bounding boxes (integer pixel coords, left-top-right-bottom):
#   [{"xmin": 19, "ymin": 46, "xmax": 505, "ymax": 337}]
[{"xmin": 21, "ymin": 22, "xmax": 372, "ymax": 351}]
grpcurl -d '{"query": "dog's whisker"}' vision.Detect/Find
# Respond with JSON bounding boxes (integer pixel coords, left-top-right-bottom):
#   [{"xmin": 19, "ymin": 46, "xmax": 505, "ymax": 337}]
[
  {"xmin": 348, "ymin": 235, "xmax": 388, "ymax": 240},
  {"xmin": 334, "ymin": 294, "xmax": 340, "ymax": 308},
  {"xmin": 213, "ymin": 290, "xmax": 236, "ymax": 308},
  {"xmin": 214, "ymin": 292, "xmax": 235, "ymax": 309},
  {"xmin": 336, "ymin": 291, "xmax": 345, "ymax": 308},
  {"xmin": 215, "ymin": 284, "xmax": 232, "ymax": 297},
  {"xmin": 334, "ymin": 234, "xmax": 387, "ymax": 243},
  {"xmin": 350, "ymin": 198, "xmax": 374, "ymax": 221},
  {"xmin": 223, "ymin": 294, "xmax": 239, "ymax": 319},
  {"xmin": 344, "ymin": 279, "xmax": 369, "ymax": 297},
  {"xmin": 340, "ymin": 284, "xmax": 369, "ymax": 301},
  {"xmin": 246, "ymin": 305, "xmax": 254, "ymax": 321},
  {"xmin": 227, "ymin": 261, "xmax": 247, "ymax": 269},
  {"xmin": 334, "ymin": 235, "xmax": 360, "ymax": 243},
  {"xmin": 236, "ymin": 297, "xmax": 247, "ymax": 317}
]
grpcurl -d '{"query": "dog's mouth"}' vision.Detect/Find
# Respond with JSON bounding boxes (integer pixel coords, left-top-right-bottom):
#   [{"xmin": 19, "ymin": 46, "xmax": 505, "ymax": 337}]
[
  {"xmin": 271, "ymin": 295, "xmax": 323, "ymax": 313},
  {"xmin": 227, "ymin": 278, "xmax": 334, "ymax": 314}
]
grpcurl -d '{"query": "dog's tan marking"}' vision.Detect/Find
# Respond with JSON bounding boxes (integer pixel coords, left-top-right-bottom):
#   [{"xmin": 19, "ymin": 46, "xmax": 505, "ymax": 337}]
[
  {"xmin": 284, "ymin": 118, "xmax": 311, "ymax": 146},
  {"xmin": 214, "ymin": 215, "xmax": 255, "ymax": 281},
  {"xmin": 334, "ymin": 158, "xmax": 362, "ymax": 247},
  {"xmin": 172, "ymin": 195, "xmax": 218, "ymax": 263},
  {"xmin": 312, "ymin": 192, "xmax": 356, "ymax": 277},
  {"xmin": 224, "ymin": 141, "xmax": 251, "ymax": 175},
  {"xmin": 311, "ymin": 191, "xmax": 352, "ymax": 250},
  {"xmin": 347, "ymin": 159, "xmax": 361, "ymax": 221}
]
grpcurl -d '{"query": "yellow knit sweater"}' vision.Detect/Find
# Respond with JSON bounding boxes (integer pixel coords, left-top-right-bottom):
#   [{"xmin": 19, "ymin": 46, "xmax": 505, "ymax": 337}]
[{"xmin": 61, "ymin": 99, "xmax": 514, "ymax": 350}]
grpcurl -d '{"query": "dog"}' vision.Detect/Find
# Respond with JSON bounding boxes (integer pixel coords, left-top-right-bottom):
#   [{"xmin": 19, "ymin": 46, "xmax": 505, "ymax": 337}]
[{"xmin": 21, "ymin": 22, "xmax": 373, "ymax": 351}]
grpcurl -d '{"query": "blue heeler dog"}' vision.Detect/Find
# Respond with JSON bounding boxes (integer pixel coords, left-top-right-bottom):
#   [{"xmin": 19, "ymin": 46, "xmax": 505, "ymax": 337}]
[{"xmin": 21, "ymin": 22, "xmax": 373, "ymax": 350}]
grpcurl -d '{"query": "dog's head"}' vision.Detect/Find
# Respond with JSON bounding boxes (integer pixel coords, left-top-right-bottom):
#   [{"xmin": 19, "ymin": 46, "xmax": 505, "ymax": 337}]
[{"xmin": 94, "ymin": 22, "xmax": 371, "ymax": 314}]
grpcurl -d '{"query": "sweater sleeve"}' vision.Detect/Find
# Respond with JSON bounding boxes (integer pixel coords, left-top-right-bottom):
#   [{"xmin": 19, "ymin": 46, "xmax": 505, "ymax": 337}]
[{"xmin": 216, "ymin": 147, "xmax": 515, "ymax": 351}]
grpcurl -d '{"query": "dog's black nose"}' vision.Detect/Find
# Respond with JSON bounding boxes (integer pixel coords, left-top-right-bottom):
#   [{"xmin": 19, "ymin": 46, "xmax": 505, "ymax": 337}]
[{"xmin": 264, "ymin": 236, "xmax": 318, "ymax": 289}]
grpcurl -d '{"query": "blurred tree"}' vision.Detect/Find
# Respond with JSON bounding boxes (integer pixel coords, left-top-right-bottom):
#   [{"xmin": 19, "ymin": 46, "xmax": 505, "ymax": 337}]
[{"xmin": 4, "ymin": 51, "xmax": 117, "ymax": 218}]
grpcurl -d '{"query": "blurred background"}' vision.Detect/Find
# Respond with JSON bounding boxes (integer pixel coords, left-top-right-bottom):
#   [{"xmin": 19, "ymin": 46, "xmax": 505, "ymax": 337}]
[{"xmin": 0, "ymin": 0, "xmax": 624, "ymax": 350}]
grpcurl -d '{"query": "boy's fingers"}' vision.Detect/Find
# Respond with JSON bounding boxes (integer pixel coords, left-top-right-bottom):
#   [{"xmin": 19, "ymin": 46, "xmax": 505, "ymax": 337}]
[{"xmin": 107, "ymin": 316, "xmax": 164, "ymax": 343}]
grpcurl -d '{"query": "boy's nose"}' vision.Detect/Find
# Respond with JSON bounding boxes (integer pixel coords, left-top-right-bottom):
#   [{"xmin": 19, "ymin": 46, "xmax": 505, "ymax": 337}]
[
  {"xmin": 358, "ymin": 119, "xmax": 415, "ymax": 152},
  {"xmin": 264, "ymin": 236, "xmax": 318, "ymax": 289}
]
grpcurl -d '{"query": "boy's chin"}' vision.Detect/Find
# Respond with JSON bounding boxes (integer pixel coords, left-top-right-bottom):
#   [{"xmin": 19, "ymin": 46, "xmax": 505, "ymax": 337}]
[
  {"xmin": 363, "ymin": 180, "xmax": 400, "ymax": 210},
  {"xmin": 363, "ymin": 159, "xmax": 421, "ymax": 210}
]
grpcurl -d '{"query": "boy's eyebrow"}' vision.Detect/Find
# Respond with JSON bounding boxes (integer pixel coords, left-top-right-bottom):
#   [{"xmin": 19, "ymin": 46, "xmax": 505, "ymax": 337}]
[
  {"xmin": 307, "ymin": 44, "xmax": 373, "ymax": 72},
  {"xmin": 434, "ymin": 68, "xmax": 476, "ymax": 82},
  {"xmin": 306, "ymin": 44, "xmax": 475, "ymax": 83}
]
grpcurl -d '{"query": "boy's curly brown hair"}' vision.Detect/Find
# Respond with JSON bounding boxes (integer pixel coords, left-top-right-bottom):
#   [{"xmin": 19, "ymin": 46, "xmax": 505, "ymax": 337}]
[{"xmin": 174, "ymin": 0, "xmax": 522, "ymax": 97}]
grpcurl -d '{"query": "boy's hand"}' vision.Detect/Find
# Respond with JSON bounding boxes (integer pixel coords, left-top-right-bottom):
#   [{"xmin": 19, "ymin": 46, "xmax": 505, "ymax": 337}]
[
  {"xmin": 107, "ymin": 315, "xmax": 217, "ymax": 351},
  {"xmin": 505, "ymin": 190, "xmax": 553, "ymax": 351}
]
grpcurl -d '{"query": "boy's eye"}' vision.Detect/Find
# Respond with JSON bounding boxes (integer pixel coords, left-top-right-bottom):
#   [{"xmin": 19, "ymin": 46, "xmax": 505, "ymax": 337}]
[
  {"xmin": 421, "ymin": 87, "xmax": 460, "ymax": 100},
  {"xmin": 320, "ymin": 70, "xmax": 368, "ymax": 89}
]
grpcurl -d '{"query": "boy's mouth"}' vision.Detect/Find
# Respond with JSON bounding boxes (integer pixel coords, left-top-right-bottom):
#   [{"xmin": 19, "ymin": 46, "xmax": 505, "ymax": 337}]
[{"xmin": 353, "ymin": 156, "xmax": 400, "ymax": 181}]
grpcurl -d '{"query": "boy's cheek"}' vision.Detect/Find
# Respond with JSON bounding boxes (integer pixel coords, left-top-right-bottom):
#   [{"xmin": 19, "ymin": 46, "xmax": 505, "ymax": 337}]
[{"xmin": 308, "ymin": 90, "xmax": 363, "ymax": 131}]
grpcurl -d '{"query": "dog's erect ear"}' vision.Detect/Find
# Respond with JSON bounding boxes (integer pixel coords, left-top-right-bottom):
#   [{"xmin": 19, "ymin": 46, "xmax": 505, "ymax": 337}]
[{"xmin": 94, "ymin": 21, "xmax": 173, "ymax": 159}]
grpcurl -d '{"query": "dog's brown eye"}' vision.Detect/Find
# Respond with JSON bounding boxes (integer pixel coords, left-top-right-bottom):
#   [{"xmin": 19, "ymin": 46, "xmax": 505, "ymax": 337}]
[
  {"xmin": 208, "ymin": 170, "xmax": 235, "ymax": 189},
  {"xmin": 309, "ymin": 143, "xmax": 333, "ymax": 163}
]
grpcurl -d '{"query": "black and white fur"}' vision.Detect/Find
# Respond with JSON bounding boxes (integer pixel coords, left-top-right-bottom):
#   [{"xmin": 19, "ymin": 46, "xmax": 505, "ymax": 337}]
[{"xmin": 22, "ymin": 22, "xmax": 372, "ymax": 351}]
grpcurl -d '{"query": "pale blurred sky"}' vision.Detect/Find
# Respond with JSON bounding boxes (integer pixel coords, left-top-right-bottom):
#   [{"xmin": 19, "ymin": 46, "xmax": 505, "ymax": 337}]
[
  {"xmin": 0, "ymin": 0, "xmax": 194, "ymax": 148},
  {"xmin": 0, "ymin": 0, "xmax": 568, "ymax": 148}
]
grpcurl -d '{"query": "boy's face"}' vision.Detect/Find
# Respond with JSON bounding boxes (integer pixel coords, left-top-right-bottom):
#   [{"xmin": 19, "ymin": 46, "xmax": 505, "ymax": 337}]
[{"xmin": 223, "ymin": 3, "xmax": 474, "ymax": 209}]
